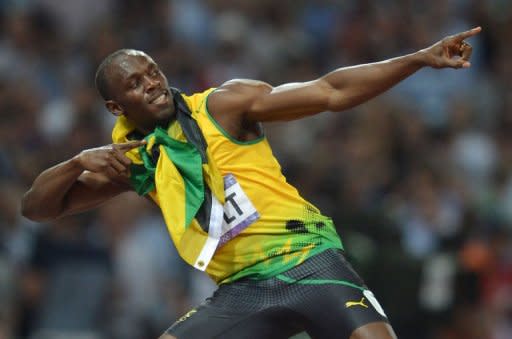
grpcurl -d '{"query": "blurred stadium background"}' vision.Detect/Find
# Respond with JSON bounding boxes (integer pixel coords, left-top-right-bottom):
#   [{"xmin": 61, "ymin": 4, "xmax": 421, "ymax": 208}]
[{"xmin": 1, "ymin": 0, "xmax": 511, "ymax": 338}]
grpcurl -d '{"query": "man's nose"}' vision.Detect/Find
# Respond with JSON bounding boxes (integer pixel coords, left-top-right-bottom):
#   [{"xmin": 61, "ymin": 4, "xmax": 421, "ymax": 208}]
[{"xmin": 145, "ymin": 75, "xmax": 160, "ymax": 91}]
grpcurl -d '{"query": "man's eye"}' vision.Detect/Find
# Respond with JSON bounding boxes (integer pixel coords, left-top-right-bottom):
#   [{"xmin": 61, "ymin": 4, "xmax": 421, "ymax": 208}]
[
  {"xmin": 151, "ymin": 69, "xmax": 159, "ymax": 76},
  {"xmin": 130, "ymin": 80, "xmax": 139, "ymax": 88}
]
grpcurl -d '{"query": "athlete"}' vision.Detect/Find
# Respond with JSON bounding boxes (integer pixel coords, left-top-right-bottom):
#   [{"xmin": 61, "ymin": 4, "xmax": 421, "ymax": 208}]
[{"xmin": 21, "ymin": 27, "xmax": 481, "ymax": 339}]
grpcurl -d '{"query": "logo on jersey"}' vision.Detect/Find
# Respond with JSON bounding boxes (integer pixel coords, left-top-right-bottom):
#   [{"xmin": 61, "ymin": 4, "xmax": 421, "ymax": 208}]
[{"xmin": 345, "ymin": 297, "xmax": 368, "ymax": 309}]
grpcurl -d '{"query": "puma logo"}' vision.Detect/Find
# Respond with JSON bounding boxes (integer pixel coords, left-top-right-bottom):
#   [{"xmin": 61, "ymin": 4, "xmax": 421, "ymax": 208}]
[{"xmin": 345, "ymin": 297, "xmax": 368, "ymax": 309}]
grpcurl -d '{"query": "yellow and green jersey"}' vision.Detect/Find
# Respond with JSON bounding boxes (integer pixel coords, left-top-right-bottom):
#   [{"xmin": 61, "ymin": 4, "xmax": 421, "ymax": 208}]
[{"xmin": 182, "ymin": 89, "xmax": 343, "ymax": 284}]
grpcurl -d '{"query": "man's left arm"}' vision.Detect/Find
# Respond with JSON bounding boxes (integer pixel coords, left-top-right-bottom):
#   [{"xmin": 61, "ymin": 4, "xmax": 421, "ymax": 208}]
[{"xmin": 208, "ymin": 27, "xmax": 481, "ymax": 123}]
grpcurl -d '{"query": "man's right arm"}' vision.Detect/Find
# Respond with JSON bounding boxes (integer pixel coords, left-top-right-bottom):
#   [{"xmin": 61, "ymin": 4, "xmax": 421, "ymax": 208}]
[{"xmin": 21, "ymin": 140, "xmax": 146, "ymax": 222}]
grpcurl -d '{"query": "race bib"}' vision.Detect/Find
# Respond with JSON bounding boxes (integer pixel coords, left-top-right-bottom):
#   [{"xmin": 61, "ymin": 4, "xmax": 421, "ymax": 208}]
[
  {"xmin": 193, "ymin": 173, "xmax": 259, "ymax": 270},
  {"xmin": 219, "ymin": 173, "xmax": 260, "ymax": 246}
]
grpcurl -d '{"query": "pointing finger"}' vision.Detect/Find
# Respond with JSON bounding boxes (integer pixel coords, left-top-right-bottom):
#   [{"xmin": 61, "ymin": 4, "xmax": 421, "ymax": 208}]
[
  {"xmin": 453, "ymin": 26, "xmax": 482, "ymax": 41},
  {"xmin": 116, "ymin": 139, "xmax": 147, "ymax": 151}
]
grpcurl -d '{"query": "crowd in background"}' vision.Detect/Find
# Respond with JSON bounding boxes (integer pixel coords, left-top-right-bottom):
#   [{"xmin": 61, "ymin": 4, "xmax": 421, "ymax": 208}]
[{"xmin": 1, "ymin": 0, "xmax": 511, "ymax": 338}]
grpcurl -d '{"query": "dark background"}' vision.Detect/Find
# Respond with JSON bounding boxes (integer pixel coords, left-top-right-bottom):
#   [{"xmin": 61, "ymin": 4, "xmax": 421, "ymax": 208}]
[{"xmin": 1, "ymin": 1, "xmax": 511, "ymax": 338}]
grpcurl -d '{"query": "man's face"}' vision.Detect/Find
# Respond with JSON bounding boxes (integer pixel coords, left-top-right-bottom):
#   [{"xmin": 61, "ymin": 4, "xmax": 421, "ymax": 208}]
[{"xmin": 108, "ymin": 51, "xmax": 174, "ymax": 133}]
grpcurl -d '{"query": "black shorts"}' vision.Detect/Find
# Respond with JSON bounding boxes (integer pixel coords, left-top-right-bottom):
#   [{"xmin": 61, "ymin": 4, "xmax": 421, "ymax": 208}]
[{"xmin": 165, "ymin": 249, "xmax": 389, "ymax": 339}]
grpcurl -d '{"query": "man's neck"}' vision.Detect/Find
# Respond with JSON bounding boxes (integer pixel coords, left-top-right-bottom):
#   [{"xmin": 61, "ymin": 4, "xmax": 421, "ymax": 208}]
[{"xmin": 135, "ymin": 115, "xmax": 175, "ymax": 136}]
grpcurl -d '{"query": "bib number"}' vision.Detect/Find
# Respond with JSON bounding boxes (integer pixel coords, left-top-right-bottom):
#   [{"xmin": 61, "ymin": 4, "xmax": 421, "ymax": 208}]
[{"xmin": 219, "ymin": 174, "xmax": 260, "ymax": 246}]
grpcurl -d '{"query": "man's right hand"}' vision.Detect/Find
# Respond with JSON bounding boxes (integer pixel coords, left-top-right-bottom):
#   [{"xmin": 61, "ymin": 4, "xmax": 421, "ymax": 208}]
[{"xmin": 74, "ymin": 140, "xmax": 146, "ymax": 179}]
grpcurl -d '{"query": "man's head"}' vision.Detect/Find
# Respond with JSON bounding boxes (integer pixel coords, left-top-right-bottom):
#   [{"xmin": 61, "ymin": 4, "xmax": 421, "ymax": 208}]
[{"xmin": 95, "ymin": 49, "xmax": 174, "ymax": 134}]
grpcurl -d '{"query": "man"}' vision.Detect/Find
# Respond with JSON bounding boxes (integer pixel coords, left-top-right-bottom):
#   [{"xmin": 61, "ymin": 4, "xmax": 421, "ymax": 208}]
[{"xmin": 22, "ymin": 27, "xmax": 481, "ymax": 339}]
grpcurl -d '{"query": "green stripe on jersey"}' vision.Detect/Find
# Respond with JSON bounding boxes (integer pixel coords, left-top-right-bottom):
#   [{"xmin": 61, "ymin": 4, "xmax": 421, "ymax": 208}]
[{"xmin": 275, "ymin": 274, "xmax": 365, "ymax": 292}]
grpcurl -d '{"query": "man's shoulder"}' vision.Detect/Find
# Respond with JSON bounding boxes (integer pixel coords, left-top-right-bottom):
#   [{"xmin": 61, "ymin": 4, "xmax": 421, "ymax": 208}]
[
  {"xmin": 211, "ymin": 79, "xmax": 271, "ymax": 95},
  {"xmin": 206, "ymin": 79, "xmax": 272, "ymax": 114},
  {"xmin": 181, "ymin": 87, "xmax": 217, "ymax": 116}
]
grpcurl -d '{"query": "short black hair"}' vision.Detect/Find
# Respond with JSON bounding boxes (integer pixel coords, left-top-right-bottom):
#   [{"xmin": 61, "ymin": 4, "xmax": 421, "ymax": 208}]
[{"xmin": 94, "ymin": 49, "xmax": 132, "ymax": 101}]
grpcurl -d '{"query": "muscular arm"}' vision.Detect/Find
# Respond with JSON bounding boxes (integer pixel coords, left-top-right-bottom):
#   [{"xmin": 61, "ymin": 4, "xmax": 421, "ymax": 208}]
[
  {"xmin": 21, "ymin": 140, "xmax": 145, "ymax": 222},
  {"xmin": 210, "ymin": 54, "xmax": 423, "ymax": 122},
  {"xmin": 21, "ymin": 160, "xmax": 128, "ymax": 222},
  {"xmin": 208, "ymin": 27, "xmax": 481, "ymax": 125}
]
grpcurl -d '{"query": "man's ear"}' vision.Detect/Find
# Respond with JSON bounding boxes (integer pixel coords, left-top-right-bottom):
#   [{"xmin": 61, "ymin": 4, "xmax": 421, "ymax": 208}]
[{"xmin": 106, "ymin": 100, "xmax": 124, "ymax": 116}]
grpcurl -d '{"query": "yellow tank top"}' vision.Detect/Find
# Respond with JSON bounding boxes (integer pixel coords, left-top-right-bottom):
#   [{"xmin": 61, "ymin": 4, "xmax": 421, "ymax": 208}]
[{"xmin": 183, "ymin": 89, "xmax": 343, "ymax": 284}]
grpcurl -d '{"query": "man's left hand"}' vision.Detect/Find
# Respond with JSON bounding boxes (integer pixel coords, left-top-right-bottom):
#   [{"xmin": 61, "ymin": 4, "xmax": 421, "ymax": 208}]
[{"xmin": 420, "ymin": 26, "xmax": 482, "ymax": 69}]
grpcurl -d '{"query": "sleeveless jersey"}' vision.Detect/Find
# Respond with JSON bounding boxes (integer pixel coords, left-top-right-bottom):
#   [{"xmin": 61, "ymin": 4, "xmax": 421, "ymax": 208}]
[{"xmin": 182, "ymin": 89, "xmax": 343, "ymax": 284}]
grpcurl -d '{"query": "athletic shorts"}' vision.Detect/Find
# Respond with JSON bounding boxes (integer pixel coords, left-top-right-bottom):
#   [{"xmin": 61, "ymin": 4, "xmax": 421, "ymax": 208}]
[{"xmin": 165, "ymin": 249, "xmax": 389, "ymax": 339}]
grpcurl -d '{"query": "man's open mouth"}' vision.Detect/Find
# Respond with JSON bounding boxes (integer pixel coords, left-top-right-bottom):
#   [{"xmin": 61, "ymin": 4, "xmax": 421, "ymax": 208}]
[{"xmin": 149, "ymin": 89, "xmax": 168, "ymax": 104}]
